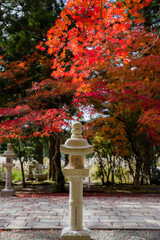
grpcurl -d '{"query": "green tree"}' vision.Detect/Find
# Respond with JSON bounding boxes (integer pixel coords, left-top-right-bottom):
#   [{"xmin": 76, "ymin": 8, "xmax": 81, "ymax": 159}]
[
  {"xmin": 0, "ymin": 0, "xmax": 64, "ymax": 59},
  {"xmin": 0, "ymin": 0, "xmax": 66, "ymax": 190},
  {"xmin": 142, "ymin": 0, "xmax": 160, "ymax": 30}
]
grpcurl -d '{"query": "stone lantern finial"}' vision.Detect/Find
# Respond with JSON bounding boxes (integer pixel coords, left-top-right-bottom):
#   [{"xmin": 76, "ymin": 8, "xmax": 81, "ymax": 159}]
[
  {"xmin": 2, "ymin": 143, "xmax": 15, "ymax": 158},
  {"xmin": 71, "ymin": 121, "xmax": 82, "ymax": 139}
]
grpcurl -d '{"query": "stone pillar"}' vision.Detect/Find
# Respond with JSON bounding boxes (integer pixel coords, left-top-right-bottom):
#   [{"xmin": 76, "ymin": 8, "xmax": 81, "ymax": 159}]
[
  {"xmin": 5, "ymin": 166, "xmax": 12, "ymax": 189},
  {"xmin": 1, "ymin": 164, "xmax": 15, "ymax": 197},
  {"xmin": 69, "ymin": 177, "xmax": 83, "ymax": 231},
  {"xmin": 61, "ymin": 169, "xmax": 90, "ymax": 240}
]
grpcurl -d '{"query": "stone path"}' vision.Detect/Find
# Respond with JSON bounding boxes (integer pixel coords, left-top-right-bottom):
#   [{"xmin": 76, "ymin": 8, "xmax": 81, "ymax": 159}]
[{"xmin": 0, "ymin": 194, "xmax": 160, "ymax": 230}]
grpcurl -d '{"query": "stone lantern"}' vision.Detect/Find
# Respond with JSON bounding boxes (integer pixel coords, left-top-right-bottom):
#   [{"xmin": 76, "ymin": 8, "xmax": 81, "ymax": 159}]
[
  {"xmin": 1, "ymin": 143, "xmax": 15, "ymax": 197},
  {"xmin": 60, "ymin": 121, "xmax": 93, "ymax": 240}
]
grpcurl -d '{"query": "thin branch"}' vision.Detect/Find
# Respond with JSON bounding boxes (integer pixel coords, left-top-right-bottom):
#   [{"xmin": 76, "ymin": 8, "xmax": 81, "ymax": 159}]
[{"xmin": 133, "ymin": 34, "xmax": 159, "ymax": 60}]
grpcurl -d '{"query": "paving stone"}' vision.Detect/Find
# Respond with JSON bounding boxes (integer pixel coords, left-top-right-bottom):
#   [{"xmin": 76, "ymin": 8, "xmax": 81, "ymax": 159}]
[
  {"xmin": 27, "ymin": 221, "xmax": 60, "ymax": 229},
  {"xmin": 121, "ymin": 218, "xmax": 145, "ymax": 223},
  {"xmin": 0, "ymin": 219, "xmax": 11, "ymax": 223},
  {"xmin": 39, "ymin": 219, "xmax": 60, "ymax": 224},
  {"xmin": 0, "ymin": 213, "xmax": 8, "ymax": 217},
  {"xmin": 0, "ymin": 216, "xmax": 15, "ymax": 220},
  {"xmin": 100, "ymin": 218, "xmax": 122, "ymax": 223},
  {"xmin": 7, "ymin": 221, "xmax": 27, "ymax": 229},
  {"xmin": 151, "ymin": 220, "xmax": 160, "ymax": 227},
  {"xmin": 122, "ymin": 223, "xmax": 140, "ymax": 229},
  {"xmin": 0, "ymin": 223, "xmax": 9, "ymax": 229},
  {"xmin": 90, "ymin": 215, "xmax": 109, "ymax": 220},
  {"xmin": 86, "ymin": 219, "xmax": 100, "ymax": 223},
  {"xmin": 14, "ymin": 213, "xmax": 29, "ymax": 217},
  {"xmin": 111, "ymin": 223, "xmax": 124, "ymax": 229},
  {"xmin": 87, "ymin": 222, "xmax": 114, "ymax": 229},
  {"xmin": 59, "ymin": 220, "xmax": 69, "ymax": 227},
  {"xmin": 94, "ymin": 211, "xmax": 109, "ymax": 216},
  {"xmin": 15, "ymin": 216, "xmax": 38, "ymax": 221},
  {"xmin": 137, "ymin": 224, "xmax": 160, "ymax": 230},
  {"xmin": 0, "ymin": 195, "xmax": 160, "ymax": 230},
  {"xmin": 118, "ymin": 213, "xmax": 131, "ymax": 216}
]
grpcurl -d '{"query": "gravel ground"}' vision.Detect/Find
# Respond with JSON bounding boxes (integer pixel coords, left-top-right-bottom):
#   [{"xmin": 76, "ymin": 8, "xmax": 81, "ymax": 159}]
[{"xmin": 0, "ymin": 230, "xmax": 160, "ymax": 240}]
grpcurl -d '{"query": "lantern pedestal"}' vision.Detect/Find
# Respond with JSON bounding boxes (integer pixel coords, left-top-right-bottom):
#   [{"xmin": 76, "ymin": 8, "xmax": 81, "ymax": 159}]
[
  {"xmin": 1, "ymin": 188, "xmax": 15, "ymax": 197},
  {"xmin": 1, "ymin": 163, "xmax": 15, "ymax": 197},
  {"xmin": 61, "ymin": 228, "xmax": 90, "ymax": 240},
  {"xmin": 1, "ymin": 143, "xmax": 16, "ymax": 197},
  {"xmin": 61, "ymin": 169, "xmax": 90, "ymax": 240}
]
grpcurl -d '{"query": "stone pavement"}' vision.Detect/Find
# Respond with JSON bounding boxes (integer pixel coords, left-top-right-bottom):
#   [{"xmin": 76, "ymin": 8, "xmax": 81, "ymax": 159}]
[{"xmin": 0, "ymin": 194, "xmax": 160, "ymax": 230}]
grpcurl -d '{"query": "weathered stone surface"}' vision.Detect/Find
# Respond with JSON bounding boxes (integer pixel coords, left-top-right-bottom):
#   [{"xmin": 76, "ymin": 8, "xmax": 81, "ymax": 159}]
[
  {"xmin": 0, "ymin": 195, "xmax": 160, "ymax": 230},
  {"xmin": 61, "ymin": 227, "xmax": 90, "ymax": 240}
]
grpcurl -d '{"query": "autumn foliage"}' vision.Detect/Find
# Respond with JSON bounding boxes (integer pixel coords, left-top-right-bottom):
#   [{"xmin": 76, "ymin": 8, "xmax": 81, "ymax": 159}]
[
  {"xmin": 0, "ymin": 0, "xmax": 159, "ymax": 187},
  {"xmin": 0, "ymin": 105, "xmax": 71, "ymax": 142},
  {"xmin": 40, "ymin": 0, "xmax": 153, "ymax": 80},
  {"xmin": 82, "ymin": 33, "xmax": 160, "ymax": 142},
  {"xmin": 39, "ymin": 0, "xmax": 159, "ymax": 142}
]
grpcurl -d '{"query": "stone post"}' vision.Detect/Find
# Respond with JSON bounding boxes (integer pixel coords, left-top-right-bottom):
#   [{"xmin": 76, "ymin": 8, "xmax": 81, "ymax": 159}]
[
  {"xmin": 60, "ymin": 121, "xmax": 93, "ymax": 240},
  {"xmin": 1, "ymin": 143, "xmax": 15, "ymax": 197}
]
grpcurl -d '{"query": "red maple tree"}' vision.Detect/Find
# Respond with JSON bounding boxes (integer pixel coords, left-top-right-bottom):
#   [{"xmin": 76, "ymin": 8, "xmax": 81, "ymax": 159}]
[{"xmin": 42, "ymin": 0, "xmax": 159, "ymax": 186}]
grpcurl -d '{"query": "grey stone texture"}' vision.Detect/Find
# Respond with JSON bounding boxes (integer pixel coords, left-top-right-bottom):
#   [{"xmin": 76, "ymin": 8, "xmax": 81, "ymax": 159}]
[{"xmin": 0, "ymin": 194, "xmax": 160, "ymax": 230}]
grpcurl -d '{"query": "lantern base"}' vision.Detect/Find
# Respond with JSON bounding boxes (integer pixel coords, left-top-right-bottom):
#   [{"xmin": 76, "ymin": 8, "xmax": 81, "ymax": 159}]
[
  {"xmin": 1, "ymin": 188, "xmax": 15, "ymax": 197},
  {"xmin": 61, "ymin": 227, "xmax": 90, "ymax": 240}
]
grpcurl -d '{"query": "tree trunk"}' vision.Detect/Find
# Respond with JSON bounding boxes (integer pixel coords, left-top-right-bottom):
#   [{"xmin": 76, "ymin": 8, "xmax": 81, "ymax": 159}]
[
  {"xmin": 64, "ymin": 154, "xmax": 69, "ymax": 167},
  {"xmin": 148, "ymin": 168, "xmax": 152, "ymax": 185},
  {"xmin": 49, "ymin": 135, "xmax": 56, "ymax": 180},
  {"xmin": 35, "ymin": 139, "xmax": 43, "ymax": 164},
  {"xmin": 10, "ymin": 139, "xmax": 26, "ymax": 188},
  {"xmin": 134, "ymin": 158, "xmax": 142, "ymax": 187},
  {"xmin": 111, "ymin": 157, "xmax": 115, "ymax": 184},
  {"xmin": 96, "ymin": 150, "xmax": 106, "ymax": 185},
  {"xmin": 127, "ymin": 158, "xmax": 134, "ymax": 178},
  {"xmin": 106, "ymin": 156, "xmax": 111, "ymax": 184},
  {"xmin": 19, "ymin": 158, "xmax": 26, "ymax": 188},
  {"xmin": 53, "ymin": 137, "xmax": 65, "ymax": 192}
]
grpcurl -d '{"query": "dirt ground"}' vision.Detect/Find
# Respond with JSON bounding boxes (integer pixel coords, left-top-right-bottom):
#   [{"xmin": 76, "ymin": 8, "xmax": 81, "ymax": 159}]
[{"xmin": 1, "ymin": 180, "xmax": 160, "ymax": 196}]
